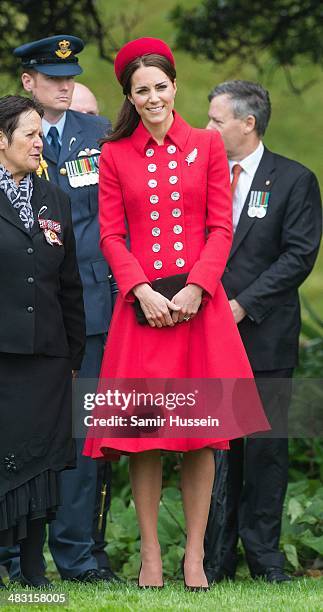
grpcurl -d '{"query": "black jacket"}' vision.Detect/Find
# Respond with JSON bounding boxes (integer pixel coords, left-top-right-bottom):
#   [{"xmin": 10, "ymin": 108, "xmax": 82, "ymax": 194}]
[
  {"xmin": 222, "ymin": 147, "xmax": 322, "ymax": 371},
  {"xmin": 0, "ymin": 174, "xmax": 85, "ymax": 369}
]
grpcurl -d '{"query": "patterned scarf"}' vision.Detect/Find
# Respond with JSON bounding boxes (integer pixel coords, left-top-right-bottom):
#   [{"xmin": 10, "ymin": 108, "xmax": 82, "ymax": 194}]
[{"xmin": 0, "ymin": 164, "xmax": 34, "ymax": 230}]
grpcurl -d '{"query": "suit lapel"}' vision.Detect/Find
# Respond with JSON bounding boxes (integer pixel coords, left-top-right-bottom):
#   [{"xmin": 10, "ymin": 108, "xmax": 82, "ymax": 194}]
[
  {"xmin": 58, "ymin": 111, "xmax": 83, "ymax": 164},
  {"xmin": 229, "ymin": 148, "xmax": 276, "ymax": 260},
  {"xmin": 30, "ymin": 175, "xmax": 48, "ymax": 237},
  {"xmin": 0, "ymin": 189, "xmax": 30, "ymax": 234},
  {"xmin": 0, "ymin": 177, "xmax": 45, "ymax": 237}
]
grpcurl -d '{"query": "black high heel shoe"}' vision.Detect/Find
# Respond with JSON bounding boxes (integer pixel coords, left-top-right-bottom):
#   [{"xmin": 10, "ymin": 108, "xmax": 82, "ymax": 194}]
[
  {"xmin": 138, "ymin": 562, "xmax": 164, "ymax": 589},
  {"xmin": 181, "ymin": 556, "xmax": 210, "ymax": 592}
]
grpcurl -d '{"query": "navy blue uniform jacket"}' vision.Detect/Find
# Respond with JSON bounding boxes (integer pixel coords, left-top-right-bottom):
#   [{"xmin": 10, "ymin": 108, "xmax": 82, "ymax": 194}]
[{"xmin": 42, "ymin": 110, "xmax": 117, "ymax": 336}]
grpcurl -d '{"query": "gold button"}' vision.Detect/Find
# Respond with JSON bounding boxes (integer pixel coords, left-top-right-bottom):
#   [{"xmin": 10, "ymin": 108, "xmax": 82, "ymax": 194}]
[{"xmin": 60, "ymin": 168, "xmax": 67, "ymax": 176}]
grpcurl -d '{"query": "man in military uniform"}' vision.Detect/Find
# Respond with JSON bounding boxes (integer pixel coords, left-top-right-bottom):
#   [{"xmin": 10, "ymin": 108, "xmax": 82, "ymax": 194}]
[{"xmin": 0, "ymin": 35, "xmax": 117, "ymax": 584}]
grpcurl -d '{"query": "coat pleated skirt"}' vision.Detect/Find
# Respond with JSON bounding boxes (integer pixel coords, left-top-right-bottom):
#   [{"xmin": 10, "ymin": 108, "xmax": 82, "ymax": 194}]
[
  {"xmin": 83, "ymin": 283, "xmax": 270, "ymax": 460},
  {"xmin": 0, "ymin": 353, "xmax": 75, "ymax": 545}
]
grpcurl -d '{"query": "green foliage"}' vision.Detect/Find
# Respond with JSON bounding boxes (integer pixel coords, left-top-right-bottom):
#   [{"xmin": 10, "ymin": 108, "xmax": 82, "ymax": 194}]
[
  {"xmin": 0, "ymin": 0, "xmax": 116, "ymax": 80},
  {"xmin": 283, "ymin": 307, "xmax": 323, "ymax": 567},
  {"xmin": 298, "ymin": 296, "xmax": 323, "ymax": 378},
  {"xmin": 281, "ymin": 479, "xmax": 323, "ymax": 570},
  {"xmin": 289, "ymin": 298, "xmax": 323, "ymax": 483},
  {"xmin": 171, "ymin": 0, "xmax": 323, "ymax": 93},
  {"xmin": 105, "ymin": 478, "xmax": 323, "ymax": 576},
  {"xmin": 289, "ymin": 439, "xmax": 323, "ymax": 482},
  {"xmin": 107, "ymin": 486, "xmax": 184, "ymax": 578}
]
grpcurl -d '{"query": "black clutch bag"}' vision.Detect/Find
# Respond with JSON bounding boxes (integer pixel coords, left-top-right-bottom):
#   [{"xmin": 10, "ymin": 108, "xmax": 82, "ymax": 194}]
[{"xmin": 133, "ymin": 273, "xmax": 189, "ymax": 325}]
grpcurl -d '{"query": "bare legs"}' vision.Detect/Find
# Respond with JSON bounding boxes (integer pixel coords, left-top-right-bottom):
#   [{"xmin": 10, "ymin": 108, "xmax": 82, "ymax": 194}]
[
  {"xmin": 181, "ymin": 448, "xmax": 215, "ymax": 587},
  {"xmin": 129, "ymin": 447, "xmax": 215, "ymax": 587},
  {"xmin": 129, "ymin": 450, "xmax": 163, "ymax": 587}
]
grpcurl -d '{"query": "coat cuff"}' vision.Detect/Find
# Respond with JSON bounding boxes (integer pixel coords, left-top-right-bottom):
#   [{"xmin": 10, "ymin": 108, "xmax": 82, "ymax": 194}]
[
  {"xmin": 236, "ymin": 292, "xmax": 271, "ymax": 325},
  {"xmin": 123, "ymin": 276, "xmax": 151, "ymax": 303},
  {"xmin": 186, "ymin": 270, "xmax": 215, "ymax": 298}
]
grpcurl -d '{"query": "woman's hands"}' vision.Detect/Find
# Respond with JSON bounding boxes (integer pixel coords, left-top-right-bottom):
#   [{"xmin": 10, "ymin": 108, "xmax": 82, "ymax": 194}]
[
  {"xmin": 133, "ymin": 282, "xmax": 203, "ymax": 328},
  {"xmin": 171, "ymin": 283, "xmax": 203, "ymax": 324},
  {"xmin": 133, "ymin": 283, "xmax": 181, "ymax": 328}
]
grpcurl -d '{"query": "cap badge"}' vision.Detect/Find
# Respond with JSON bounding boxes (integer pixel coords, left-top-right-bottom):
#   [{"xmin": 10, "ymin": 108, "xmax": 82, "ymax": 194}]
[{"xmin": 55, "ymin": 40, "xmax": 72, "ymax": 60}]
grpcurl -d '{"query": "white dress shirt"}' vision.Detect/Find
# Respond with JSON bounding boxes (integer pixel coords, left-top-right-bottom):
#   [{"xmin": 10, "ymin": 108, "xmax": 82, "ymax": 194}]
[{"xmin": 229, "ymin": 141, "xmax": 264, "ymax": 232}]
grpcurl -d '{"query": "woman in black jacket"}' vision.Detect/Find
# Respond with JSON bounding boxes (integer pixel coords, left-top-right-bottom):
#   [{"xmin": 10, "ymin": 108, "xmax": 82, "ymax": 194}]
[{"xmin": 0, "ymin": 95, "xmax": 85, "ymax": 587}]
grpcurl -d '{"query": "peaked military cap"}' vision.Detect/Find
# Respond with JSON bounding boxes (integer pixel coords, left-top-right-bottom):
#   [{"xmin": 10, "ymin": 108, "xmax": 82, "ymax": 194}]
[{"xmin": 13, "ymin": 35, "xmax": 84, "ymax": 76}]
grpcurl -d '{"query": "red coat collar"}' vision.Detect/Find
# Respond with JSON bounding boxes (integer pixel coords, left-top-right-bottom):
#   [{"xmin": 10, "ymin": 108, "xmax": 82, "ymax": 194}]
[{"xmin": 130, "ymin": 111, "xmax": 191, "ymax": 154}]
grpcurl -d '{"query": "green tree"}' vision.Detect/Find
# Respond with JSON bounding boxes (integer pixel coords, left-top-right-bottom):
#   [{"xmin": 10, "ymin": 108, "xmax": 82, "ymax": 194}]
[
  {"xmin": 171, "ymin": 0, "xmax": 323, "ymax": 93},
  {"xmin": 0, "ymin": 0, "xmax": 139, "ymax": 82}
]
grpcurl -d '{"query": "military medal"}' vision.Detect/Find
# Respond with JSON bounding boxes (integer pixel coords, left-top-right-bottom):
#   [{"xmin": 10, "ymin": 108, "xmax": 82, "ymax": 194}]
[
  {"xmin": 257, "ymin": 206, "xmax": 267, "ymax": 218},
  {"xmin": 65, "ymin": 152, "xmax": 99, "ymax": 188},
  {"xmin": 44, "ymin": 229, "xmax": 63, "ymax": 246},
  {"xmin": 39, "ymin": 218, "xmax": 61, "ymax": 233},
  {"xmin": 39, "ymin": 218, "xmax": 63, "ymax": 246},
  {"xmin": 248, "ymin": 190, "xmax": 270, "ymax": 218}
]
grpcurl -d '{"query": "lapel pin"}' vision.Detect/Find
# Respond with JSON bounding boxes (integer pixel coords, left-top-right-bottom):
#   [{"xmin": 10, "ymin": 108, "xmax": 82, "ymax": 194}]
[
  {"xmin": 265, "ymin": 179, "xmax": 271, "ymax": 186},
  {"xmin": 69, "ymin": 137, "xmax": 76, "ymax": 151},
  {"xmin": 185, "ymin": 147, "xmax": 198, "ymax": 166},
  {"xmin": 38, "ymin": 206, "xmax": 48, "ymax": 218}
]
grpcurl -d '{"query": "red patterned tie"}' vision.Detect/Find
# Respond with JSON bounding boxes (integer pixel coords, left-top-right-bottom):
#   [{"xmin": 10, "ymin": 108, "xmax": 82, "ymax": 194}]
[{"xmin": 231, "ymin": 163, "xmax": 242, "ymax": 196}]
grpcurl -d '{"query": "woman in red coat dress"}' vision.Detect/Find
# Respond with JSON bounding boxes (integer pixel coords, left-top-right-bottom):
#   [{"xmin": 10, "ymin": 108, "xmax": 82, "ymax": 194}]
[{"xmin": 83, "ymin": 38, "xmax": 269, "ymax": 589}]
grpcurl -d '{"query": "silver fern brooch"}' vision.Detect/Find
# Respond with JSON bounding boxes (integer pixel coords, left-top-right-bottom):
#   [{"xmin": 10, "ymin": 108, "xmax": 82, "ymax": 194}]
[{"xmin": 185, "ymin": 147, "xmax": 198, "ymax": 166}]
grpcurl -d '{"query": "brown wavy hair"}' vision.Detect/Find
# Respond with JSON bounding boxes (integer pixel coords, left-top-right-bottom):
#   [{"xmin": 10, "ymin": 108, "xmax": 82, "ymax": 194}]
[{"xmin": 101, "ymin": 54, "xmax": 176, "ymax": 145}]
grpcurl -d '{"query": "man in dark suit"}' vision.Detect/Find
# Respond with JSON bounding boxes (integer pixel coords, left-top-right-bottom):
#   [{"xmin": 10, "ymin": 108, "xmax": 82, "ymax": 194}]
[
  {"xmin": 204, "ymin": 80, "xmax": 322, "ymax": 583},
  {"xmin": 0, "ymin": 35, "xmax": 117, "ymax": 584}
]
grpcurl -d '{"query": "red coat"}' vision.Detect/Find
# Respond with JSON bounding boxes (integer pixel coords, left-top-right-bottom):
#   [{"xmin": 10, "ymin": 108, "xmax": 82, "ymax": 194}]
[{"xmin": 83, "ymin": 112, "xmax": 269, "ymax": 458}]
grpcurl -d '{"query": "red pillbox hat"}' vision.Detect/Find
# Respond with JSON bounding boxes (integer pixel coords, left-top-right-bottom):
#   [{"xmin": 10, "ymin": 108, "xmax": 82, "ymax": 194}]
[{"xmin": 114, "ymin": 37, "xmax": 175, "ymax": 82}]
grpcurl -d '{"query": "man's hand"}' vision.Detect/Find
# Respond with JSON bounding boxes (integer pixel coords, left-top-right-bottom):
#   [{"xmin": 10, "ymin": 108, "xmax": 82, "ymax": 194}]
[{"xmin": 229, "ymin": 299, "xmax": 246, "ymax": 324}]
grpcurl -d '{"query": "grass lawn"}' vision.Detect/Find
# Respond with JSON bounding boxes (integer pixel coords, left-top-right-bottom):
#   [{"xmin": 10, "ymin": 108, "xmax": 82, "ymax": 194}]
[{"xmin": 1, "ymin": 576, "xmax": 323, "ymax": 611}]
